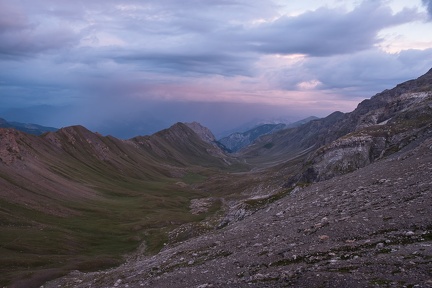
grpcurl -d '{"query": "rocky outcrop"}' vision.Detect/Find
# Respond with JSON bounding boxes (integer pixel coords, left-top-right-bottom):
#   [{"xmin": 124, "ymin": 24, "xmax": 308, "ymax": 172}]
[
  {"xmin": 0, "ymin": 129, "xmax": 22, "ymax": 165},
  {"xmin": 185, "ymin": 122, "xmax": 216, "ymax": 143},
  {"xmin": 299, "ymin": 135, "xmax": 386, "ymax": 182},
  {"xmin": 289, "ymin": 83, "xmax": 432, "ymax": 185},
  {"xmin": 241, "ymin": 69, "xmax": 432, "ymax": 168}
]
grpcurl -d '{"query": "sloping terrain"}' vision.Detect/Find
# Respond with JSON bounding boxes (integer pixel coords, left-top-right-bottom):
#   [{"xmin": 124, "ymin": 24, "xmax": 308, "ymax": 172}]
[
  {"xmin": 0, "ymin": 123, "xmax": 244, "ymax": 287},
  {"xmin": 45, "ymin": 124, "xmax": 432, "ymax": 288},
  {"xmin": 1, "ymin": 69, "xmax": 431, "ymax": 287},
  {"xmin": 241, "ymin": 68, "xmax": 432, "ymax": 170},
  {"xmin": 43, "ymin": 68, "xmax": 432, "ymax": 287}
]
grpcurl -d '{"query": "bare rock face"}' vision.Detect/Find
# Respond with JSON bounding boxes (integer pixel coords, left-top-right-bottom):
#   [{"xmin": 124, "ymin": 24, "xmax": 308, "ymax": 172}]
[
  {"xmin": 0, "ymin": 129, "xmax": 22, "ymax": 165},
  {"xmin": 302, "ymin": 135, "xmax": 386, "ymax": 182},
  {"xmin": 185, "ymin": 121, "xmax": 216, "ymax": 143},
  {"xmin": 293, "ymin": 90, "xmax": 432, "ymax": 184}
]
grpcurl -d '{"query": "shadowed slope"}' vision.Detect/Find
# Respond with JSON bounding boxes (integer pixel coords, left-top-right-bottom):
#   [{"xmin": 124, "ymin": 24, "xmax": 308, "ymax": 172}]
[{"xmin": 0, "ymin": 122, "xmax": 239, "ymax": 288}]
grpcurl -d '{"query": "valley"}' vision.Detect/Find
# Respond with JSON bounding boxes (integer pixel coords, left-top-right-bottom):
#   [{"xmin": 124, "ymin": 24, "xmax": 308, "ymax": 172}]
[{"xmin": 0, "ymin": 69, "xmax": 432, "ymax": 287}]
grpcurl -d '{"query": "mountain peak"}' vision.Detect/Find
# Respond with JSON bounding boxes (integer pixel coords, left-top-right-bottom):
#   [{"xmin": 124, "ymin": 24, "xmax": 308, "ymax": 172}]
[{"xmin": 184, "ymin": 122, "xmax": 216, "ymax": 144}]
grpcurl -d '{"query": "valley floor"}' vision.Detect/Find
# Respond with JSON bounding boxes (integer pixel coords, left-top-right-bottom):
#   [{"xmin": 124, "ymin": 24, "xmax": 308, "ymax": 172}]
[{"xmin": 44, "ymin": 136, "xmax": 432, "ymax": 287}]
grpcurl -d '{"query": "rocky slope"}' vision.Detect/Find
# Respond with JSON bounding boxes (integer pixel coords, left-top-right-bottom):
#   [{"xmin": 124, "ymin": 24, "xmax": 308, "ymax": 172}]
[
  {"xmin": 290, "ymin": 79, "xmax": 432, "ymax": 184},
  {"xmin": 43, "ymin": 68, "xmax": 432, "ymax": 288},
  {"xmin": 2, "ymin": 68, "xmax": 432, "ymax": 287},
  {"xmin": 44, "ymin": 128, "xmax": 432, "ymax": 288},
  {"xmin": 185, "ymin": 122, "xmax": 217, "ymax": 144},
  {"xmin": 241, "ymin": 69, "xmax": 432, "ymax": 171}
]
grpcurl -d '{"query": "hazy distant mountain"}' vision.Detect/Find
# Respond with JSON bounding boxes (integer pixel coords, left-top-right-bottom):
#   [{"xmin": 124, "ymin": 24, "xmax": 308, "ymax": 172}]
[
  {"xmin": 216, "ymin": 117, "xmax": 301, "ymax": 139},
  {"xmin": 0, "ymin": 117, "xmax": 57, "ymax": 135},
  {"xmin": 218, "ymin": 116, "xmax": 318, "ymax": 152}
]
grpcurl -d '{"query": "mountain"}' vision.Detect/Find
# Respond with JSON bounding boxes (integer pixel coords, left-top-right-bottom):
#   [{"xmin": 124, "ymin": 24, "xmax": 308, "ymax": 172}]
[
  {"xmin": 185, "ymin": 121, "xmax": 216, "ymax": 143},
  {"xmin": 0, "ymin": 122, "xmax": 233, "ymax": 213},
  {"xmin": 43, "ymin": 68, "xmax": 432, "ymax": 288},
  {"xmin": 45, "ymin": 134, "xmax": 432, "ymax": 288},
  {"xmin": 219, "ymin": 117, "xmax": 318, "ymax": 153},
  {"xmin": 0, "ymin": 117, "xmax": 57, "ymax": 135},
  {"xmin": 218, "ymin": 123, "xmax": 286, "ymax": 153},
  {"xmin": 241, "ymin": 68, "xmax": 432, "ymax": 171},
  {"xmin": 2, "ymin": 68, "xmax": 432, "ymax": 287},
  {"xmin": 0, "ymin": 122, "xmax": 241, "ymax": 287}
]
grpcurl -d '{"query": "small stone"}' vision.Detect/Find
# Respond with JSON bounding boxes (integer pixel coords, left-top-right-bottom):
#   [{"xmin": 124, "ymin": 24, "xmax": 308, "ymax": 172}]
[
  {"xmin": 318, "ymin": 235, "xmax": 329, "ymax": 241},
  {"xmin": 376, "ymin": 243, "xmax": 384, "ymax": 249},
  {"xmin": 197, "ymin": 284, "xmax": 214, "ymax": 288}
]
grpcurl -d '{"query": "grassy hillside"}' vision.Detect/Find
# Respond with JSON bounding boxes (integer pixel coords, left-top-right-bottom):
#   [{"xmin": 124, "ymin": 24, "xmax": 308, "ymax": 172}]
[{"xmin": 0, "ymin": 124, "xmax": 247, "ymax": 287}]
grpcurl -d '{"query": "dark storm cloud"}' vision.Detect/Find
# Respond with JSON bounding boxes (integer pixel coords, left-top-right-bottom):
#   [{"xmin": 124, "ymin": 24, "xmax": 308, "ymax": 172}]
[
  {"xmin": 246, "ymin": 1, "xmax": 420, "ymax": 56},
  {"xmin": 0, "ymin": 0, "xmax": 420, "ymax": 73},
  {"xmin": 422, "ymin": 0, "xmax": 432, "ymax": 18},
  {"xmin": 0, "ymin": 1, "xmax": 79, "ymax": 59},
  {"xmin": 114, "ymin": 51, "xmax": 255, "ymax": 77},
  {"xmin": 0, "ymin": 0, "xmax": 430, "ymax": 135}
]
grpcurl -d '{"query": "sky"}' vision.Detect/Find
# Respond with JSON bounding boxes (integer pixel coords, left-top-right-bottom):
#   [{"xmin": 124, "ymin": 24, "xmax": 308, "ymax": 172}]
[{"xmin": 1, "ymin": 0, "xmax": 432, "ymax": 138}]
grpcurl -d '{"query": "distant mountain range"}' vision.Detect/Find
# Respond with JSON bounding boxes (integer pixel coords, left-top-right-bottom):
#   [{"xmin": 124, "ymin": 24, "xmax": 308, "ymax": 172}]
[
  {"xmin": 0, "ymin": 117, "xmax": 57, "ymax": 135},
  {"xmin": 218, "ymin": 116, "xmax": 318, "ymax": 152}
]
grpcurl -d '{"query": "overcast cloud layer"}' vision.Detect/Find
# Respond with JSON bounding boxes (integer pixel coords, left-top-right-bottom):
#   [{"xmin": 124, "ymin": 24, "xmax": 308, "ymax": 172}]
[{"xmin": 1, "ymin": 0, "xmax": 431, "ymax": 137}]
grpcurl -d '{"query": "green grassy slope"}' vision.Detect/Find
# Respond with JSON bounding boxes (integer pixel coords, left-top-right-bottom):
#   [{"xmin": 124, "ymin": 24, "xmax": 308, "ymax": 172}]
[{"xmin": 0, "ymin": 124, "xmax": 245, "ymax": 287}]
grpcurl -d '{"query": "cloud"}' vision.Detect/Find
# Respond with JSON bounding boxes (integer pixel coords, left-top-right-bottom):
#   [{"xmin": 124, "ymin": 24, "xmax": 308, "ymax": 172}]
[
  {"xmin": 246, "ymin": 1, "xmax": 421, "ymax": 56},
  {"xmin": 0, "ymin": 2, "xmax": 80, "ymax": 59},
  {"xmin": 423, "ymin": 0, "xmax": 432, "ymax": 18},
  {"xmin": 0, "ymin": 0, "xmax": 431, "ymax": 136},
  {"xmin": 274, "ymin": 48, "xmax": 432, "ymax": 96}
]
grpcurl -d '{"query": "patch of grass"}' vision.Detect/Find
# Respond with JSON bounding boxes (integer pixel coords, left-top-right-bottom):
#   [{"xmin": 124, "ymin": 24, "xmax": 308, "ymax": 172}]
[
  {"xmin": 0, "ymin": 172, "xmax": 218, "ymax": 287},
  {"xmin": 244, "ymin": 188, "xmax": 292, "ymax": 210},
  {"xmin": 182, "ymin": 173, "xmax": 208, "ymax": 184}
]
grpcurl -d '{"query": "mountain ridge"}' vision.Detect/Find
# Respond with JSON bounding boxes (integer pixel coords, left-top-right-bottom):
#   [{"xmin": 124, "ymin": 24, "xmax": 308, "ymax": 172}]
[
  {"xmin": 219, "ymin": 116, "xmax": 319, "ymax": 153},
  {"xmin": 1, "ymin": 68, "xmax": 432, "ymax": 287},
  {"xmin": 43, "ymin": 67, "xmax": 432, "ymax": 288}
]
